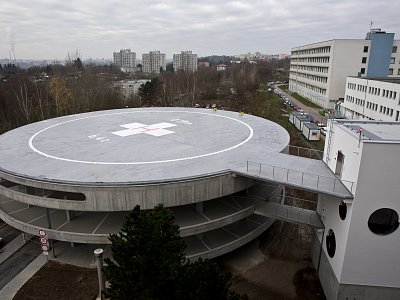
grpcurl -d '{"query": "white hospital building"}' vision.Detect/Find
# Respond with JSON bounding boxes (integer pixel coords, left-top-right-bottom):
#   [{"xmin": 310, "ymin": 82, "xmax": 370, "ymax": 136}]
[
  {"xmin": 341, "ymin": 77, "xmax": 400, "ymax": 121},
  {"xmin": 289, "ymin": 29, "xmax": 400, "ymax": 109}
]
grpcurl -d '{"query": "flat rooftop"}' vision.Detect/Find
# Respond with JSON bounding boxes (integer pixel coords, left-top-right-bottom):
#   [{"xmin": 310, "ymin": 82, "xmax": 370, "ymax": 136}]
[
  {"xmin": 336, "ymin": 120, "xmax": 400, "ymax": 142},
  {"xmin": 349, "ymin": 77, "xmax": 400, "ymax": 84},
  {"xmin": 0, "ymin": 108, "xmax": 290, "ymax": 184}
]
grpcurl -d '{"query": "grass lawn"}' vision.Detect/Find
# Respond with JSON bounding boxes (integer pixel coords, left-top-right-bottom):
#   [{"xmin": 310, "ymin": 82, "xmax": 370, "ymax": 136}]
[{"xmin": 291, "ymin": 93, "xmax": 322, "ymax": 109}]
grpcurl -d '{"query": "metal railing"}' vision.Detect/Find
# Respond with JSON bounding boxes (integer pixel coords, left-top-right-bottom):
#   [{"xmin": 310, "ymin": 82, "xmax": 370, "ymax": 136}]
[
  {"xmin": 246, "ymin": 160, "xmax": 354, "ymax": 195},
  {"xmin": 254, "ymin": 201, "xmax": 323, "ymax": 228},
  {"xmin": 287, "ymin": 145, "xmax": 324, "ymax": 160}
]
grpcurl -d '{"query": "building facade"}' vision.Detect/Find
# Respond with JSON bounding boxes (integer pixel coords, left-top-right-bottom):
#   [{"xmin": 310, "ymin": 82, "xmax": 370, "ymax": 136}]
[
  {"xmin": 113, "ymin": 49, "xmax": 136, "ymax": 72},
  {"xmin": 341, "ymin": 77, "xmax": 400, "ymax": 121},
  {"xmin": 289, "ymin": 30, "xmax": 400, "ymax": 109},
  {"xmin": 142, "ymin": 51, "xmax": 166, "ymax": 74},
  {"xmin": 173, "ymin": 51, "xmax": 198, "ymax": 72},
  {"xmin": 313, "ymin": 120, "xmax": 400, "ymax": 299}
]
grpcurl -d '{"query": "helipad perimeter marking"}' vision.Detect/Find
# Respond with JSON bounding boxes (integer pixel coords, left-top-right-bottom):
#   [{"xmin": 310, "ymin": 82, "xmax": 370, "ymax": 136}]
[{"xmin": 28, "ymin": 110, "xmax": 254, "ymax": 165}]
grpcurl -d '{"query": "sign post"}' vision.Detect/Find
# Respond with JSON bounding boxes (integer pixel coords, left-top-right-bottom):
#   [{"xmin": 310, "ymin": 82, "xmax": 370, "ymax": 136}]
[{"xmin": 38, "ymin": 229, "xmax": 49, "ymax": 256}]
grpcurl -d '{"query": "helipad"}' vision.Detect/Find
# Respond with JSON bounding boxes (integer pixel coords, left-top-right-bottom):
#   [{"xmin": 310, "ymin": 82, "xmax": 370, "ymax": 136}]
[
  {"xmin": 0, "ymin": 107, "xmax": 351, "ymax": 259},
  {"xmin": 0, "ymin": 107, "xmax": 289, "ymax": 184}
]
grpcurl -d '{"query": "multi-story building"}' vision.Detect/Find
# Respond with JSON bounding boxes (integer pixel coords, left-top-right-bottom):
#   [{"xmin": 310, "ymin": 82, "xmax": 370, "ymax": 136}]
[
  {"xmin": 314, "ymin": 119, "xmax": 400, "ymax": 299},
  {"xmin": 341, "ymin": 77, "xmax": 400, "ymax": 121},
  {"xmin": 142, "ymin": 51, "xmax": 166, "ymax": 74},
  {"xmin": 113, "ymin": 49, "xmax": 136, "ymax": 72},
  {"xmin": 289, "ymin": 29, "xmax": 400, "ymax": 109},
  {"xmin": 173, "ymin": 51, "xmax": 198, "ymax": 72}
]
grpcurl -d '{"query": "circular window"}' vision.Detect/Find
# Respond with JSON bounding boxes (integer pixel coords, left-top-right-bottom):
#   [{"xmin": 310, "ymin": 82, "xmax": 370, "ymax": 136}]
[
  {"xmin": 326, "ymin": 229, "xmax": 336, "ymax": 258},
  {"xmin": 368, "ymin": 208, "xmax": 399, "ymax": 235},
  {"xmin": 339, "ymin": 201, "xmax": 347, "ymax": 220}
]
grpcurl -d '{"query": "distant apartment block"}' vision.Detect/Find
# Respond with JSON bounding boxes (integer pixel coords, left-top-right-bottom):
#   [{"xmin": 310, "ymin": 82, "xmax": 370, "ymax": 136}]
[
  {"xmin": 341, "ymin": 77, "xmax": 400, "ymax": 121},
  {"xmin": 173, "ymin": 51, "xmax": 198, "ymax": 72},
  {"xmin": 113, "ymin": 49, "xmax": 136, "ymax": 72},
  {"xmin": 289, "ymin": 29, "xmax": 400, "ymax": 109},
  {"xmin": 142, "ymin": 51, "xmax": 166, "ymax": 74}
]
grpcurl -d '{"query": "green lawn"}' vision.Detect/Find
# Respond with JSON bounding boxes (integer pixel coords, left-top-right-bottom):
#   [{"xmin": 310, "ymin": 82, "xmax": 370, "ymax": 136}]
[{"xmin": 291, "ymin": 93, "xmax": 322, "ymax": 109}]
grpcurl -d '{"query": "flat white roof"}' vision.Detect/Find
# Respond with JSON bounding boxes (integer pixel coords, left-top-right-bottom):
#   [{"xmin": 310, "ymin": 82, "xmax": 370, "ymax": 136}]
[{"xmin": 337, "ymin": 120, "xmax": 400, "ymax": 142}]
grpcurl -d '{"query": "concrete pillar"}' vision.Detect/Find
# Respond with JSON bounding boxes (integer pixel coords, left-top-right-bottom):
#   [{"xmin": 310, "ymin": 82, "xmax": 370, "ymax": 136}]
[
  {"xmin": 94, "ymin": 248, "xmax": 106, "ymax": 299},
  {"xmin": 66, "ymin": 210, "xmax": 75, "ymax": 222}
]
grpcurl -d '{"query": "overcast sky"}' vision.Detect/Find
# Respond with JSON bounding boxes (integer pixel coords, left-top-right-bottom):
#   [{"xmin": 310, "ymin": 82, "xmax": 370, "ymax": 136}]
[{"xmin": 1, "ymin": 0, "xmax": 399, "ymax": 61}]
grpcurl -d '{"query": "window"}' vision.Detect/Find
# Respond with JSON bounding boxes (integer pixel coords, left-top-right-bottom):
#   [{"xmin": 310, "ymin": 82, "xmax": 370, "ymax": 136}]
[
  {"xmin": 360, "ymin": 68, "xmax": 365, "ymax": 75},
  {"xmin": 368, "ymin": 208, "xmax": 399, "ymax": 235},
  {"xmin": 390, "ymin": 57, "xmax": 395, "ymax": 64},
  {"xmin": 398, "ymin": 69, "xmax": 400, "ymax": 75},
  {"xmin": 362, "ymin": 57, "xmax": 367, "ymax": 64},
  {"xmin": 363, "ymin": 46, "xmax": 369, "ymax": 52},
  {"xmin": 393, "ymin": 46, "xmax": 398, "ymax": 53},
  {"xmin": 389, "ymin": 68, "xmax": 393, "ymax": 75},
  {"xmin": 339, "ymin": 201, "xmax": 347, "ymax": 220},
  {"xmin": 326, "ymin": 229, "xmax": 336, "ymax": 258}
]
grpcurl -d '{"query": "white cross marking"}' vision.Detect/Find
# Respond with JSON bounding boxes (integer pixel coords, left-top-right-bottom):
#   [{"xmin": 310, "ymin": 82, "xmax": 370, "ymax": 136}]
[{"xmin": 112, "ymin": 122, "xmax": 177, "ymax": 137}]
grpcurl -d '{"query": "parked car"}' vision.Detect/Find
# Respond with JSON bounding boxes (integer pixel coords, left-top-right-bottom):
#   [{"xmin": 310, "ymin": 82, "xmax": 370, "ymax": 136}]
[
  {"xmin": 194, "ymin": 104, "xmax": 201, "ymax": 108},
  {"xmin": 0, "ymin": 237, "xmax": 4, "ymax": 250},
  {"xmin": 320, "ymin": 127, "xmax": 327, "ymax": 136}
]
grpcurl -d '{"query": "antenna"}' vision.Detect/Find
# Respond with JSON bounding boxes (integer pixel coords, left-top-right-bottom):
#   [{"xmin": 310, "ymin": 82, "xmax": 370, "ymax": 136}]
[{"xmin": 369, "ymin": 21, "xmax": 373, "ymax": 32}]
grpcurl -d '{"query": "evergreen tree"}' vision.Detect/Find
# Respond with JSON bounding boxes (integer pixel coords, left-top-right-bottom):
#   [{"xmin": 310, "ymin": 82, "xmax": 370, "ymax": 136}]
[
  {"xmin": 104, "ymin": 205, "xmax": 185, "ymax": 300},
  {"xmin": 104, "ymin": 205, "xmax": 247, "ymax": 300}
]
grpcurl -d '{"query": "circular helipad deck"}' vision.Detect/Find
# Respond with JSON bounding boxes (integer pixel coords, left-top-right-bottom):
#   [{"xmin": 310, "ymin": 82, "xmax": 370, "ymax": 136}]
[{"xmin": 0, "ymin": 107, "xmax": 289, "ymax": 184}]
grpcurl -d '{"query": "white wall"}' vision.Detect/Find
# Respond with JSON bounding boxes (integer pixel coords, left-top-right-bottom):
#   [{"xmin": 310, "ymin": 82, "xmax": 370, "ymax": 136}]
[{"xmin": 341, "ymin": 142, "xmax": 400, "ymax": 287}]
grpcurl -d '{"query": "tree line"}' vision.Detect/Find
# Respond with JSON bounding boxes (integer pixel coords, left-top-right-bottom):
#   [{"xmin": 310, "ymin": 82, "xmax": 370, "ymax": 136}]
[{"xmin": 0, "ymin": 57, "xmax": 289, "ymax": 134}]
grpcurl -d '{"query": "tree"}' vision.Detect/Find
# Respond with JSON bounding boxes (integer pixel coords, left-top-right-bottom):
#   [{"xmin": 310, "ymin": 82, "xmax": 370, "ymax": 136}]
[
  {"xmin": 104, "ymin": 205, "xmax": 185, "ymax": 300},
  {"xmin": 49, "ymin": 75, "xmax": 72, "ymax": 116},
  {"xmin": 177, "ymin": 258, "xmax": 247, "ymax": 300},
  {"xmin": 104, "ymin": 205, "xmax": 247, "ymax": 300}
]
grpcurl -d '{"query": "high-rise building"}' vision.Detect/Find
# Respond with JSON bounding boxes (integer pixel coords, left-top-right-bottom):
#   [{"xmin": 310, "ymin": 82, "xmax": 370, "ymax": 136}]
[
  {"xmin": 142, "ymin": 51, "xmax": 166, "ymax": 74},
  {"xmin": 113, "ymin": 49, "xmax": 136, "ymax": 72},
  {"xmin": 173, "ymin": 51, "xmax": 198, "ymax": 72},
  {"xmin": 289, "ymin": 29, "xmax": 400, "ymax": 109}
]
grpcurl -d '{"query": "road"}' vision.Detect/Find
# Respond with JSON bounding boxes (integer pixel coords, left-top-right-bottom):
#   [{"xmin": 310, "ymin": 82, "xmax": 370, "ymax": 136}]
[
  {"xmin": 0, "ymin": 224, "xmax": 42, "ymax": 291},
  {"xmin": 274, "ymin": 85, "xmax": 328, "ymax": 126}
]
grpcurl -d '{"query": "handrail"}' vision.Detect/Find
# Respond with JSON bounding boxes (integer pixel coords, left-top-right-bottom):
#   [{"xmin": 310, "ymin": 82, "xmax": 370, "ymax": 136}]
[
  {"xmin": 287, "ymin": 145, "xmax": 324, "ymax": 160},
  {"xmin": 246, "ymin": 160, "xmax": 354, "ymax": 194}
]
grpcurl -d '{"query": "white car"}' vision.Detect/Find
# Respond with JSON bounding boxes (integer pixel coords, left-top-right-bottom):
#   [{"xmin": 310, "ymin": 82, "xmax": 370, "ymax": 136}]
[{"xmin": 320, "ymin": 127, "xmax": 327, "ymax": 136}]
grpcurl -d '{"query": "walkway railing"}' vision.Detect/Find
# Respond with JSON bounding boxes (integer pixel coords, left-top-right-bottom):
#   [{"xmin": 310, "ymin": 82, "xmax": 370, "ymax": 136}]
[
  {"xmin": 253, "ymin": 200, "xmax": 323, "ymax": 228},
  {"xmin": 287, "ymin": 145, "xmax": 324, "ymax": 160},
  {"xmin": 246, "ymin": 161, "xmax": 354, "ymax": 195}
]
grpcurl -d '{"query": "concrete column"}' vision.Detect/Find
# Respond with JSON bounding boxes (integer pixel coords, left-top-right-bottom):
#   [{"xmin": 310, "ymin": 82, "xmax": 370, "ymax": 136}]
[
  {"xmin": 66, "ymin": 210, "xmax": 75, "ymax": 222},
  {"xmin": 94, "ymin": 248, "xmax": 106, "ymax": 299}
]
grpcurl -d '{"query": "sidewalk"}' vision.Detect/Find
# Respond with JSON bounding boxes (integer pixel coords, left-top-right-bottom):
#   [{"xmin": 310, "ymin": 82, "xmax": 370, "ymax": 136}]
[
  {"xmin": 0, "ymin": 253, "xmax": 47, "ymax": 299},
  {"xmin": 0, "ymin": 234, "xmax": 33, "ymax": 265}
]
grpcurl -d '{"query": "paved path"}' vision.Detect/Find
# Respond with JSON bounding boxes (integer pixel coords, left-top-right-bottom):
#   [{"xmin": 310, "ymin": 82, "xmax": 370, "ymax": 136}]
[
  {"xmin": 0, "ymin": 253, "xmax": 46, "ymax": 299},
  {"xmin": 275, "ymin": 85, "xmax": 327, "ymax": 125},
  {"xmin": 0, "ymin": 233, "xmax": 32, "ymax": 265}
]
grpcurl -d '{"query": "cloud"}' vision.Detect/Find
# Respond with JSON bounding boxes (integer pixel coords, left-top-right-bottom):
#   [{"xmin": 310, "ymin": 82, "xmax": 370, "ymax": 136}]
[{"xmin": 0, "ymin": 0, "xmax": 399, "ymax": 60}]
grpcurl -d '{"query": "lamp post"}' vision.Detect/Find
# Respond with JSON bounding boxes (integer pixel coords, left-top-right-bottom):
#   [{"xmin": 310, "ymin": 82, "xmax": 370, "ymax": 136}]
[{"xmin": 94, "ymin": 248, "xmax": 106, "ymax": 299}]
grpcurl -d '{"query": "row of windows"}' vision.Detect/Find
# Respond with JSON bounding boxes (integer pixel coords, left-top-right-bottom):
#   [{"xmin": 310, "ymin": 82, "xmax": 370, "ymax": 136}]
[
  {"xmin": 291, "ymin": 57, "xmax": 330, "ymax": 64},
  {"xmin": 380, "ymin": 106, "xmax": 394, "ymax": 116},
  {"xmin": 347, "ymin": 83, "xmax": 399, "ymax": 101},
  {"xmin": 346, "ymin": 95, "xmax": 365, "ymax": 107},
  {"xmin": 291, "ymin": 46, "xmax": 331, "ymax": 56},
  {"xmin": 388, "ymin": 68, "xmax": 400, "ymax": 75},
  {"xmin": 289, "ymin": 79, "xmax": 327, "ymax": 95},
  {"xmin": 366, "ymin": 101, "xmax": 378, "ymax": 111},
  {"xmin": 290, "ymin": 64, "xmax": 329, "ymax": 74},
  {"xmin": 290, "ymin": 71, "xmax": 328, "ymax": 83}
]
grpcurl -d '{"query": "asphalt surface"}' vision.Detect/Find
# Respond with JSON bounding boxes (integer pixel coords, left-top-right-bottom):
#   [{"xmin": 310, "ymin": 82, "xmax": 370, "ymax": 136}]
[
  {"xmin": 0, "ymin": 226, "xmax": 42, "ymax": 291},
  {"xmin": 0, "ymin": 221, "xmax": 20, "ymax": 244}
]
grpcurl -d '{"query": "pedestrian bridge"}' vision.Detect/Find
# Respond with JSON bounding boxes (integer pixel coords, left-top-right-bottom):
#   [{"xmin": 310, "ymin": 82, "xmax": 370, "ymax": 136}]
[
  {"xmin": 252, "ymin": 199, "xmax": 323, "ymax": 228},
  {"xmin": 233, "ymin": 153, "xmax": 354, "ymax": 199}
]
